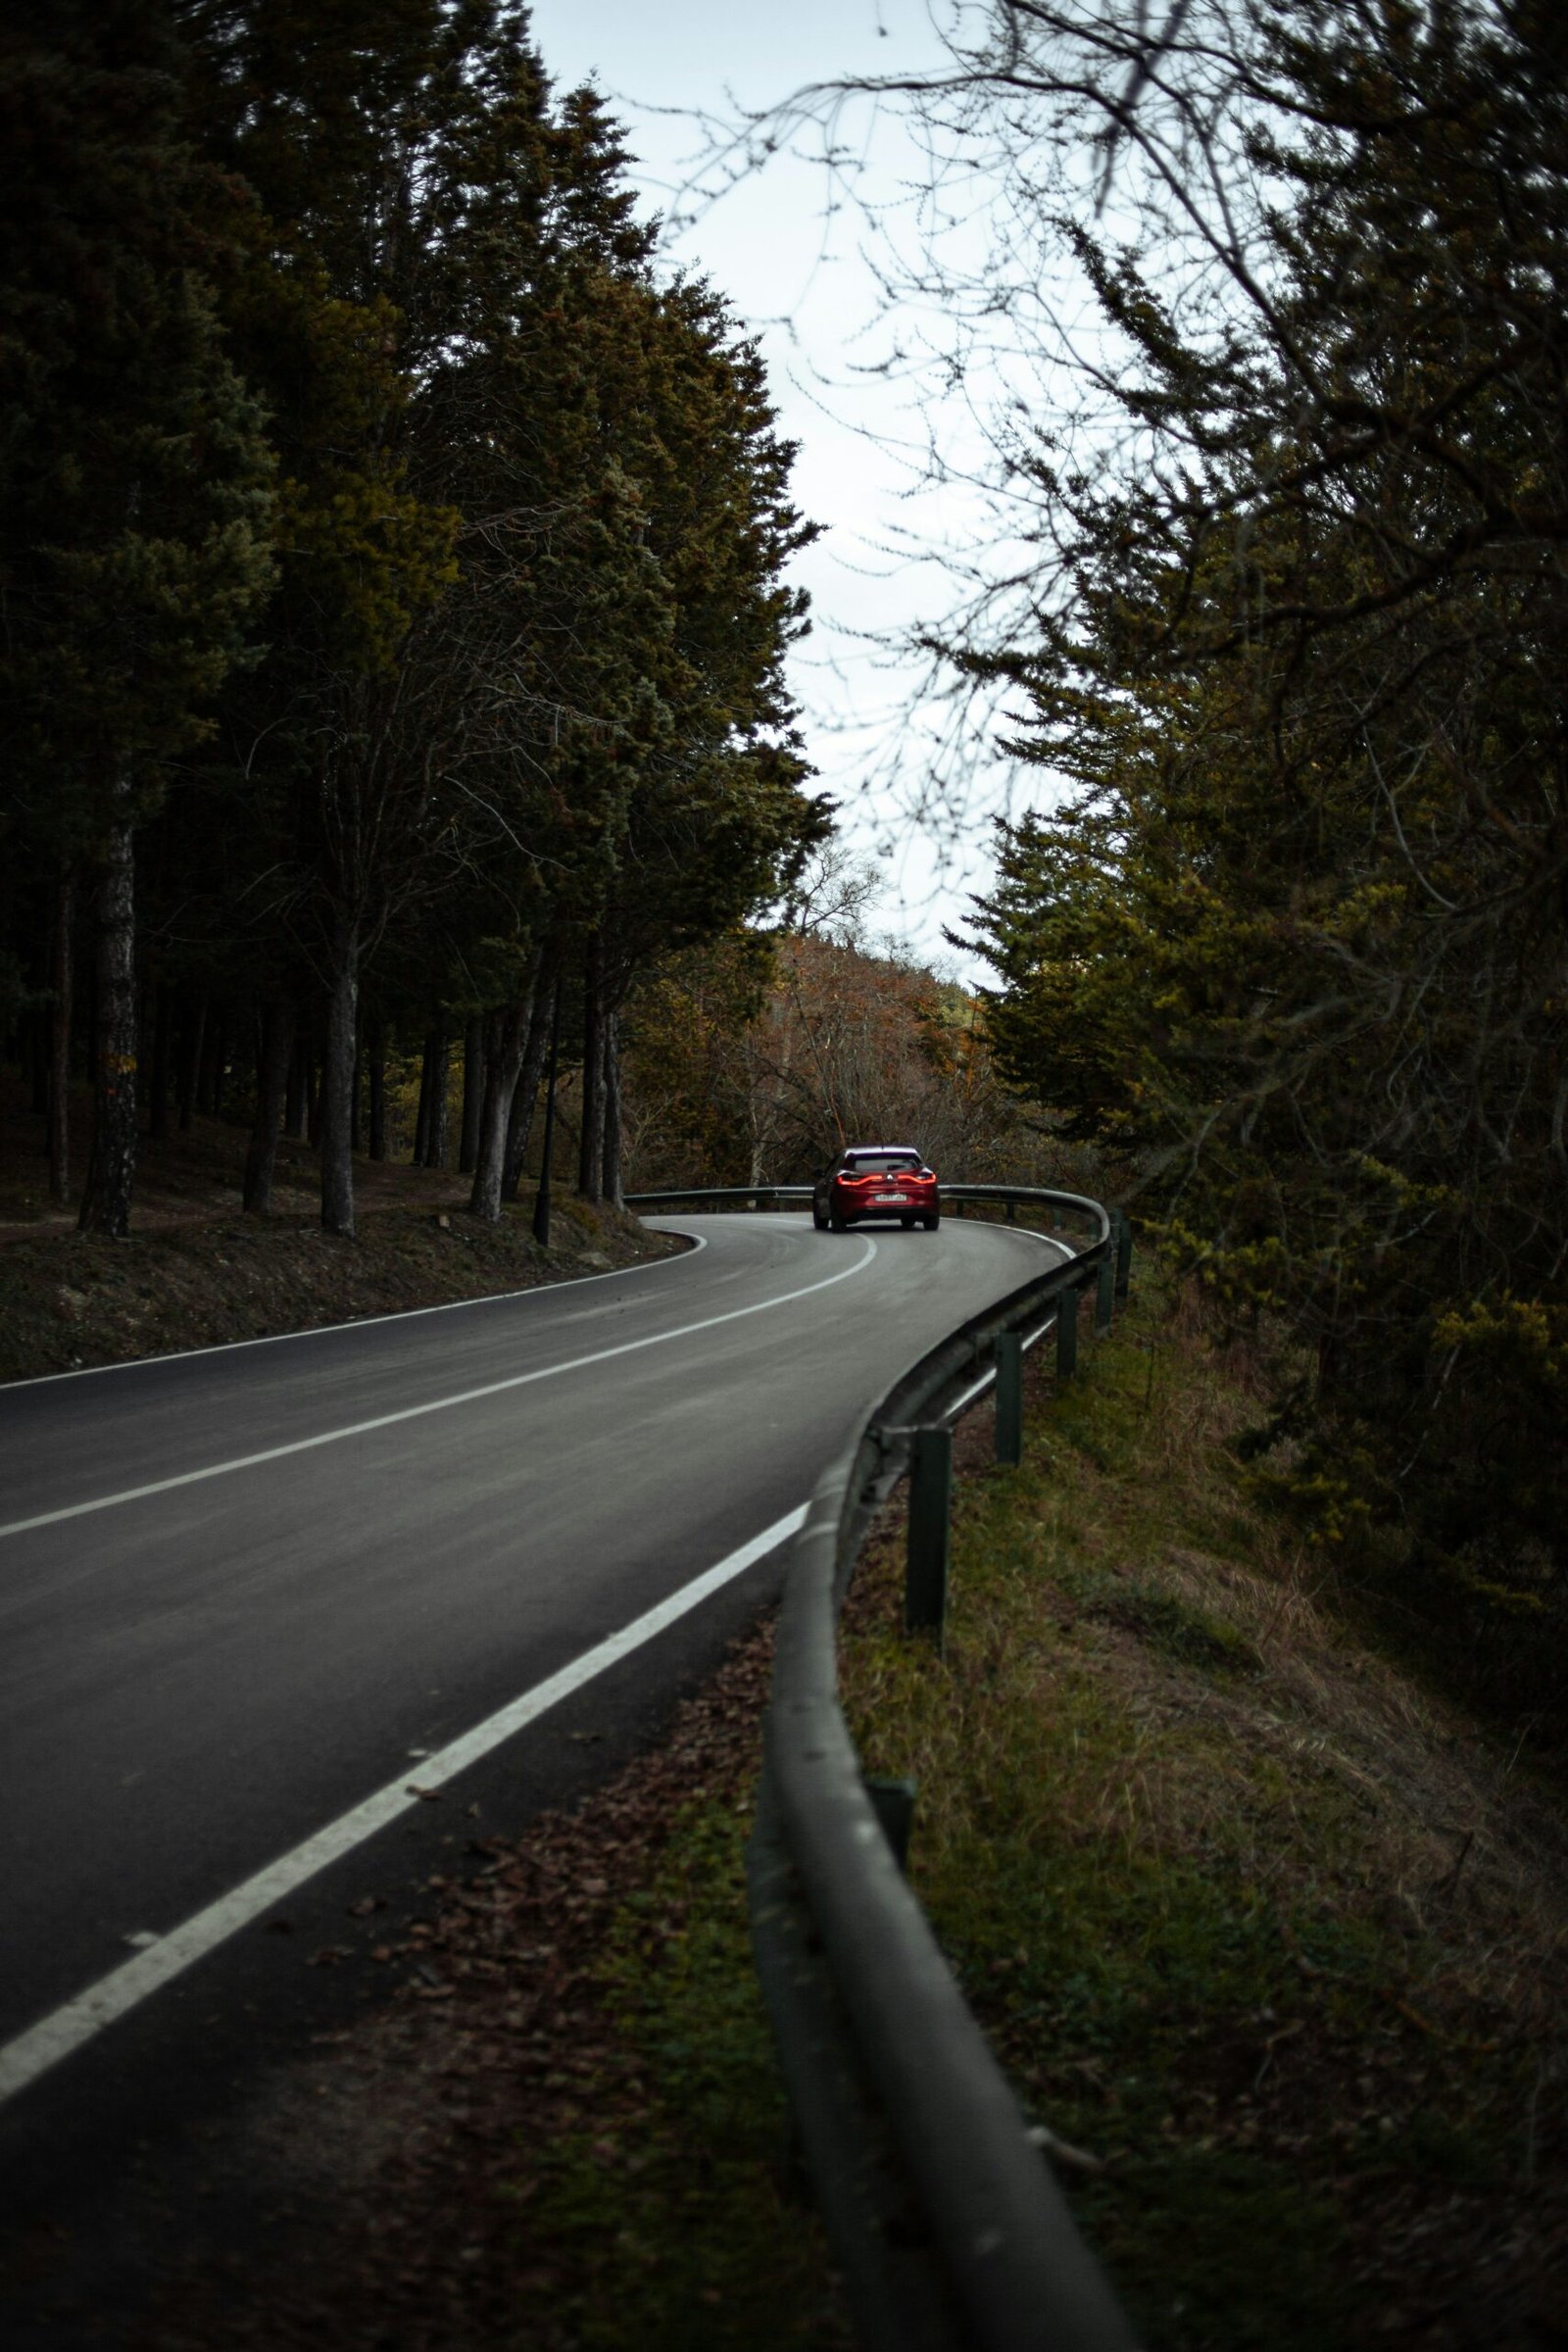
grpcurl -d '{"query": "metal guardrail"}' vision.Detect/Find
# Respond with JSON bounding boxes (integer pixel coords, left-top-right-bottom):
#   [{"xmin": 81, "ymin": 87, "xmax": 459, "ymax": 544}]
[
  {"xmin": 627, "ymin": 1182, "xmax": 1141, "ymax": 2350},
  {"xmin": 623, "ymin": 1184, "xmax": 813, "ymax": 1210},
  {"xmin": 626, "ymin": 1179, "xmax": 1117, "ymax": 1236}
]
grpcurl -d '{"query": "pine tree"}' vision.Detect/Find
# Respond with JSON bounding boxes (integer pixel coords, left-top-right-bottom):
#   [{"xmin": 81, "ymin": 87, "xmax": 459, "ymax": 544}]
[
  {"xmin": 955, "ymin": 0, "xmax": 1568, "ymax": 1680},
  {"xmin": 0, "ymin": 0, "xmax": 275, "ymax": 1234}
]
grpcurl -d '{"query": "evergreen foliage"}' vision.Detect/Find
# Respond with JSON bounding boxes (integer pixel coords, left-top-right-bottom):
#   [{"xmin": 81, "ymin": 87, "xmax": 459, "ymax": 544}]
[
  {"xmin": 954, "ymin": 0, "xmax": 1568, "ymax": 1700},
  {"xmin": 2, "ymin": 0, "xmax": 825, "ymax": 1238}
]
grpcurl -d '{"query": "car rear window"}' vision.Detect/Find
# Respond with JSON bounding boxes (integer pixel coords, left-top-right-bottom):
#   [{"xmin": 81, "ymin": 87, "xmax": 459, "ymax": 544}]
[{"xmin": 846, "ymin": 1153, "xmax": 921, "ymax": 1175}]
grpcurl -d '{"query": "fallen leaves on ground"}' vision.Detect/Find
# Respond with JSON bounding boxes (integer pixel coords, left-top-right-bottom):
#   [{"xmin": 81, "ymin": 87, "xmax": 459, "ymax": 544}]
[{"xmin": 138, "ymin": 1617, "xmax": 788, "ymax": 2350}]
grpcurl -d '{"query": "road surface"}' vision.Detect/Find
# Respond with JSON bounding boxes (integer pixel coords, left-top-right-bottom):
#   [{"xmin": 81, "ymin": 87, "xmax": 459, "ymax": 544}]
[{"xmin": 0, "ymin": 1210, "xmax": 1066, "ymax": 2333}]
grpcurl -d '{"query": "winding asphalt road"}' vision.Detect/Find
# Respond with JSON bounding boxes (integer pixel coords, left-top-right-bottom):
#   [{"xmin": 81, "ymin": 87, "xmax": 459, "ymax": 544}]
[{"xmin": 0, "ymin": 1209, "xmax": 1065, "ymax": 2332}]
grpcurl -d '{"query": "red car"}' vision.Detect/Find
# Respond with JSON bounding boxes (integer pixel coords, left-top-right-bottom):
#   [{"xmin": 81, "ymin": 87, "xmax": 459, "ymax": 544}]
[{"xmin": 812, "ymin": 1145, "xmax": 941, "ymax": 1232}]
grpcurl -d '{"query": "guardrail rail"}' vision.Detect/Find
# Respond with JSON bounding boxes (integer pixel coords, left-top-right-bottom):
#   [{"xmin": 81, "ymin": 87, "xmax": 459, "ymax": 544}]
[{"xmin": 625, "ymin": 1183, "xmax": 1141, "ymax": 2351}]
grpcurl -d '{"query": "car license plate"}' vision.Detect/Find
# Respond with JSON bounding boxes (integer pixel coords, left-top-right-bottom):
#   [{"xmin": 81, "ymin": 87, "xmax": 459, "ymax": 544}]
[{"xmin": 874, "ymin": 1192, "xmax": 906, "ymax": 1203}]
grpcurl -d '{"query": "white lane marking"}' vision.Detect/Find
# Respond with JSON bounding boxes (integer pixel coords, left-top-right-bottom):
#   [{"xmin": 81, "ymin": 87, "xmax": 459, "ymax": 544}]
[
  {"xmin": 0, "ymin": 1500, "xmax": 810, "ymax": 2109},
  {"xmin": 945, "ymin": 1313, "xmax": 1057, "ymax": 1422},
  {"xmin": 942, "ymin": 1238, "xmax": 1076, "ymax": 1420},
  {"xmin": 0, "ymin": 1239, "xmax": 876, "ymax": 1542},
  {"xmin": 0, "ymin": 1231, "xmax": 711, "ymax": 1393}
]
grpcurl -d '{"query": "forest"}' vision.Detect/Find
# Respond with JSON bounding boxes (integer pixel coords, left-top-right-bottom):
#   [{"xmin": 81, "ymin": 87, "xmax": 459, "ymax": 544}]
[
  {"xmin": 938, "ymin": 0, "xmax": 1568, "ymax": 1710},
  {"xmin": 1, "ymin": 0, "xmax": 830, "ymax": 1242}
]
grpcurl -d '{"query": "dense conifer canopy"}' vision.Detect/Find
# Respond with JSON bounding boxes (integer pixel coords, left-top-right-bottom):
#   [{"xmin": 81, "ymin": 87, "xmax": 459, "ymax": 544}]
[
  {"xmin": 1, "ymin": 0, "xmax": 825, "ymax": 1237},
  {"xmin": 942, "ymin": 0, "xmax": 1568, "ymax": 1692}
]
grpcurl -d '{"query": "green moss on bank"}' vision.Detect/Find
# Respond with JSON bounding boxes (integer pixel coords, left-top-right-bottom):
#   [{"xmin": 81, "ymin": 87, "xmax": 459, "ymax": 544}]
[{"xmin": 517, "ymin": 1801, "xmax": 851, "ymax": 2350}]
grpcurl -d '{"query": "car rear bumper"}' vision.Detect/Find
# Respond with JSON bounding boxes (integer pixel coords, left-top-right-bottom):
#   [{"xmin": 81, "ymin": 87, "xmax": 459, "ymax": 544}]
[{"xmin": 830, "ymin": 1197, "xmax": 941, "ymax": 1222}]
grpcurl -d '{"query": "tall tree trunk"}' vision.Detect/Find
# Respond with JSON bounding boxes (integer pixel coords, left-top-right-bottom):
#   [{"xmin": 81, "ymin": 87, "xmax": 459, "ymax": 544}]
[
  {"xmin": 502, "ymin": 973, "xmax": 555, "ymax": 1203},
  {"xmin": 29, "ymin": 1001, "xmax": 48, "ymax": 1115},
  {"xmin": 147, "ymin": 982, "xmax": 173, "ymax": 1140},
  {"xmin": 533, "ymin": 984, "xmax": 563, "ymax": 1248},
  {"xmin": 318, "ymin": 929, "xmax": 359, "ymax": 1237},
  {"xmin": 413, "ymin": 1030, "xmax": 432, "ymax": 1163},
  {"xmin": 244, "ymin": 998, "xmax": 295, "ymax": 1213},
  {"xmin": 307, "ymin": 1048, "xmax": 322, "ymax": 1149},
  {"xmin": 48, "ymin": 871, "xmax": 74, "ymax": 1207},
  {"xmin": 415, "ymin": 1026, "xmax": 448, "ymax": 1165},
  {"xmin": 351, "ymin": 1033, "xmax": 363, "ymax": 1154},
  {"xmin": 576, "ymin": 947, "xmax": 604, "ymax": 1202},
  {"xmin": 426, "ymin": 1030, "xmax": 451, "ymax": 1169},
  {"xmin": 602, "ymin": 1008, "xmax": 624, "ymax": 1210},
  {"xmin": 77, "ymin": 811, "xmax": 138, "ymax": 1238},
  {"xmin": 467, "ymin": 1008, "xmax": 501, "ymax": 1209},
  {"xmin": 470, "ymin": 961, "xmax": 542, "ymax": 1222},
  {"xmin": 208, "ymin": 1022, "xmax": 227, "ymax": 1120},
  {"xmin": 284, "ymin": 1033, "xmax": 308, "ymax": 1140},
  {"xmin": 177, "ymin": 992, "xmax": 206, "ymax": 1132},
  {"xmin": 468, "ymin": 1006, "xmax": 524, "ymax": 1224},
  {"xmin": 197, "ymin": 1019, "xmax": 216, "ymax": 1116},
  {"xmin": 367, "ymin": 1016, "xmax": 387, "ymax": 1161},
  {"xmin": 460, "ymin": 1015, "xmax": 483, "ymax": 1174}
]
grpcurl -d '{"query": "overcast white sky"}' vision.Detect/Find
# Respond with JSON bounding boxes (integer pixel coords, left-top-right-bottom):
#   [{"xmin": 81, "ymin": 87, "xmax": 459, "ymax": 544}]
[{"xmin": 524, "ymin": 0, "xmax": 1022, "ymax": 973}]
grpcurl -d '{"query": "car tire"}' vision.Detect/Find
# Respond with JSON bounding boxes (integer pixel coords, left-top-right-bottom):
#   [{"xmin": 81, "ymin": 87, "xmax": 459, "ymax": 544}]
[
  {"xmin": 830, "ymin": 1211, "xmax": 848, "ymax": 1233},
  {"xmin": 922, "ymin": 1212, "xmax": 940, "ymax": 1230},
  {"xmin": 812, "ymin": 1202, "xmax": 829, "ymax": 1230}
]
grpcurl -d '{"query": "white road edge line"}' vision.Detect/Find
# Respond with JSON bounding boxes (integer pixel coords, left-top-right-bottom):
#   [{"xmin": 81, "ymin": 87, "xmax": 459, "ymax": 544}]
[
  {"xmin": 0, "ymin": 1237, "xmax": 877, "ymax": 1541},
  {"xmin": 0, "ymin": 1228, "xmax": 713, "ymax": 1394},
  {"xmin": 944, "ymin": 1311, "xmax": 1060, "ymax": 1422},
  {"xmin": 0, "ymin": 1500, "xmax": 810, "ymax": 2110},
  {"xmin": 941, "ymin": 1237, "xmax": 1076, "ymax": 1421}
]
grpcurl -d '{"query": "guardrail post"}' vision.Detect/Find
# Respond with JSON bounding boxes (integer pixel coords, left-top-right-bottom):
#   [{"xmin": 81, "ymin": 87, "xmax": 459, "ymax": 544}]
[
  {"xmin": 862, "ymin": 1776, "xmax": 917, "ymax": 1873},
  {"xmin": 905, "ymin": 1427, "xmax": 952, "ymax": 1636},
  {"xmin": 1056, "ymin": 1283, "xmax": 1080, "ymax": 1379},
  {"xmin": 1096, "ymin": 1252, "xmax": 1114, "ymax": 1335},
  {"xmin": 1005, "ymin": 1198, "xmax": 1016, "ymax": 1222},
  {"xmin": 1114, "ymin": 1209, "xmax": 1133, "ymax": 1300},
  {"xmin": 995, "ymin": 1332, "xmax": 1023, "ymax": 1464}
]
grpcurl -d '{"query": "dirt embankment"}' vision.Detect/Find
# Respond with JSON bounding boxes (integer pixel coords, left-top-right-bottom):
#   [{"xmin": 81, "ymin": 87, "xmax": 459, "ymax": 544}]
[{"xmin": 0, "ymin": 1087, "xmax": 683, "ymax": 1385}]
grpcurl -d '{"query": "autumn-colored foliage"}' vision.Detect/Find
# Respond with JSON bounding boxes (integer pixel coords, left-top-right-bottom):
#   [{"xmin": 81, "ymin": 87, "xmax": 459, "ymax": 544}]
[{"xmin": 621, "ymin": 921, "xmax": 1068, "ymax": 1190}]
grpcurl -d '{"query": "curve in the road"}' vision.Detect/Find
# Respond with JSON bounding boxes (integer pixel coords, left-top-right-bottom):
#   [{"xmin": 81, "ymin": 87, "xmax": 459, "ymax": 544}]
[
  {"xmin": 1, "ymin": 1212, "xmax": 1066, "ymax": 2126},
  {"xmin": 0, "ymin": 1229, "xmax": 714, "ymax": 1394},
  {"xmin": 0, "ymin": 1234, "xmax": 875, "ymax": 1542}
]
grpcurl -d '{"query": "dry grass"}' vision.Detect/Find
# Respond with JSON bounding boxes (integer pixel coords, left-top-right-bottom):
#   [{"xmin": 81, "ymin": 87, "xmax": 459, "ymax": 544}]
[{"xmin": 839, "ymin": 1273, "xmax": 1568, "ymax": 2349}]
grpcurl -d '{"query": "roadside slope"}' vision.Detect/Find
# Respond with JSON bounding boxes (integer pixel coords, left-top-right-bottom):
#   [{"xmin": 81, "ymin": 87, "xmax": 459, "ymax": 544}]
[
  {"xmin": 842, "ymin": 1283, "xmax": 1568, "ymax": 2348},
  {"xmin": 0, "ymin": 1107, "xmax": 680, "ymax": 1385}
]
